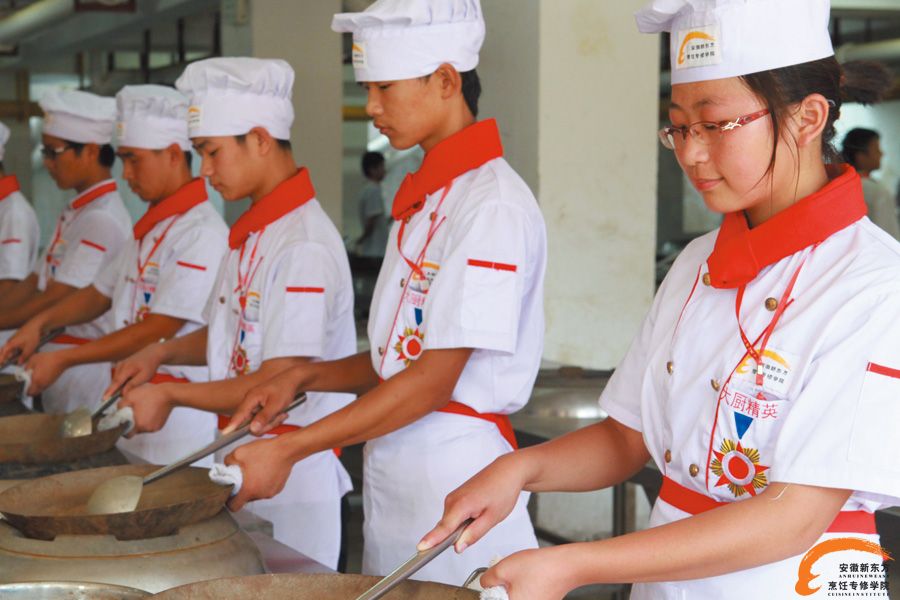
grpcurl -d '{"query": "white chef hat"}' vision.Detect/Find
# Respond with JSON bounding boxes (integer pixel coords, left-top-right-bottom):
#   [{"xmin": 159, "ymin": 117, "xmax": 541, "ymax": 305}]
[
  {"xmin": 0, "ymin": 122, "xmax": 9, "ymax": 162},
  {"xmin": 636, "ymin": 0, "xmax": 834, "ymax": 85},
  {"xmin": 116, "ymin": 85, "xmax": 191, "ymax": 151},
  {"xmin": 175, "ymin": 57, "xmax": 294, "ymax": 140},
  {"xmin": 332, "ymin": 0, "xmax": 485, "ymax": 82},
  {"xmin": 39, "ymin": 89, "xmax": 117, "ymax": 145}
]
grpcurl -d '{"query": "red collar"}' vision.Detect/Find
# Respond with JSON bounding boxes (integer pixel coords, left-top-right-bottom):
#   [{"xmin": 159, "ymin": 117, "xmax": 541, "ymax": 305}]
[
  {"xmin": 707, "ymin": 164, "xmax": 867, "ymax": 289},
  {"xmin": 133, "ymin": 178, "xmax": 208, "ymax": 241},
  {"xmin": 391, "ymin": 119, "xmax": 504, "ymax": 221},
  {"xmin": 228, "ymin": 168, "xmax": 316, "ymax": 249},
  {"xmin": 71, "ymin": 180, "xmax": 118, "ymax": 210},
  {"xmin": 0, "ymin": 175, "xmax": 19, "ymax": 202}
]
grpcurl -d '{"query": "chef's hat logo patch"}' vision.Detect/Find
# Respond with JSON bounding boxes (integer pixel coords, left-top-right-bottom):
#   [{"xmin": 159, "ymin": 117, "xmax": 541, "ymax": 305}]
[
  {"xmin": 676, "ymin": 24, "xmax": 722, "ymax": 70},
  {"xmin": 352, "ymin": 42, "xmax": 367, "ymax": 69},
  {"xmin": 187, "ymin": 106, "xmax": 202, "ymax": 132}
]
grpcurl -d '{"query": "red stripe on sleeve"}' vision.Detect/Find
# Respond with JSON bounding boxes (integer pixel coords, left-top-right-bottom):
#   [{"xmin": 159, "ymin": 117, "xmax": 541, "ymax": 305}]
[
  {"xmin": 286, "ymin": 287, "xmax": 325, "ymax": 293},
  {"xmin": 867, "ymin": 362, "xmax": 900, "ymax": 380},
  {"xmin": 1, "ymin": 238, "xmax": 21, "ymax": 245},
  {"xmin": 467, "ymin": 259, "xmax": 517, "ymax": 272},
  {"xmin": 176, "ymin": 261, "xmax": 207, "ymax": 271},
  {"xmin": 80, "ymin": 239, "xmax": 107, "ymax": 252}
]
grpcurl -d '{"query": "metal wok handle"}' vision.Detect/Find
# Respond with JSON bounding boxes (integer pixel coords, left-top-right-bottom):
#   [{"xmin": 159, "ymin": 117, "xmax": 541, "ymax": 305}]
[
  {"xmin": 354, "ymin": 518, "xmax": 474, "ymax": 600},
  {"xmin": 143, "ymin": 392, "xmax": 307, "ymax": 486}
]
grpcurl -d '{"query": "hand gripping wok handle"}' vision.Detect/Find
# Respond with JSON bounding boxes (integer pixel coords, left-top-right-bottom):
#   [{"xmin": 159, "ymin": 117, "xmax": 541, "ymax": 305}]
[
  {"xmin": 354, "ymin": 518, "xmax": 474, "ymax": 600},
  {"xmin": 143, "ymin": 392, "xmax": 308, "ymax": 486},
  {"xmin": 91, "ymin": 386, "xmax": 125, "ymax": 419},
  {"xmin": 0, "ymin": 327, "xmax": 64, "ymax": 371}
]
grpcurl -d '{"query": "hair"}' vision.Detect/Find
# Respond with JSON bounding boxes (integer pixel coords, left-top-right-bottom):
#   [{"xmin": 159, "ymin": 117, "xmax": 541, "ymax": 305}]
[
  {"xmin": 183, "ymin": 150, "xmax": 193, "ymax": 169},
  {"xmin": 461, "ymin": 69, "xmax": 482, "ymax": 118},
  {"xmin": 0, "ymin": 161, "xmax": 4, "ymax": 172},
  {"xmin": 841, "ymin": 127, "xmax": 880, "ymax": 168},
  {"xmin": 234, "ymin": 134, "xmax": 292, "ymax": 152},
  {"xmin": 361, "ymin": 151, "xmax": 385, "ymax": 177},
  {"xmin": 740, "ymin": 58, "xmax": 892, "ymax": 173},
  {"xmin": 70, "ymin": 142, "xmax": 116, "ymax": 168}
]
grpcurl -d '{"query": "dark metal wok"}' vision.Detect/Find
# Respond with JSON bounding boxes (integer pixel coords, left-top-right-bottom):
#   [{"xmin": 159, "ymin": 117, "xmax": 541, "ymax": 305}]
[
  {"xmin": 151, "ymin": 574, "xmax": 479, "ymax": 599},
  {"xmin": 0, "ymin": 464, "xmax": 232, "ymax": 540},
  {"xmin": 0, "ymin": 373, "xmax": 22, "ymax": 404},
  {"xmin": 0, "ymin": 412, "xmax": 127, "ymax": 464}
]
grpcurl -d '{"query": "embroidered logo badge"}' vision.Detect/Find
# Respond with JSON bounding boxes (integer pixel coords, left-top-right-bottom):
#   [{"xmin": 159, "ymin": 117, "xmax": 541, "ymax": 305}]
[
  {"xmin": 187, "ymin": 106, "xmax": 202, "ymax": 132},
  {"xmin": 710, "ymin": 438, "xmax": 769, "ymax": 498},
  {"xmin": 675, "ymin": 24, "xmax": 722, "ymax": 70},
  {"xmin": 395, "ymin": 327, "xmax": 424, "ymax": 366},
  {"xmin": 352, "ymin": 42, "xmax": 367, "ymax": 69}
]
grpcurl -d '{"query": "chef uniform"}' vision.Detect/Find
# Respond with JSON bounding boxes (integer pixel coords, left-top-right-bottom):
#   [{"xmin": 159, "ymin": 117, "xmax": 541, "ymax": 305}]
[
  {"xmin": 0, "ymin": 121, "xmax": 40, "ymax": 351},
  {"xmin": 91, "ymin": 85, "xmax": 227, "ymax": 464},
  {"xmin": 36, "ymin": 90, "xmax": 132, "ymax": 414},
  {"xmin": 176, "ymin": 58, "xmax": 356, "ymax": 569},
  {"xmin": 333, "ymin": 1, "xmax": 545, "ymax": 585},
  {"xmin": 600, "ymin": 2, "xmax": 900, "ymax": 598}
]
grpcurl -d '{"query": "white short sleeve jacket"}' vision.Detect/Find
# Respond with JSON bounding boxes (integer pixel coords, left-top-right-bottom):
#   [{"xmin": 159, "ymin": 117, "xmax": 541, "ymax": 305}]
[
  {"xmin": 94, "ymin": 200, "xmax": 228, "ymax": 381},
  {"xmin": 0, "ymin": 179, "xmax": 39, "ymax": 281},
  {"xmin": 36, "ymin": 180, "xmax": 132, "ymax": 340},
  {"xmin": 206, "ymin": 198, "xmax": 357, "ymax": 426},
  {"xmin": 367, "ymin": 157, "xmax": 547, "ymax": 415}
]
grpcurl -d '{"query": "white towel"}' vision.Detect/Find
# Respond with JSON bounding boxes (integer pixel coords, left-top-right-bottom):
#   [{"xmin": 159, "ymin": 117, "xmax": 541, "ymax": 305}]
[
  {"xmin": 480, "ymin": 588, "xmax": 509, "ymax": 600},
  {"xmin": 209, "ymin": 463, "xmax": 242, "ymax": 495},
  {"xmin": 12, "ymin": 366, "xmax": 30, "ymax": 390},
  {"xmin": 97, "ymin": 407, "xmax": 134, "ymax": 435}
]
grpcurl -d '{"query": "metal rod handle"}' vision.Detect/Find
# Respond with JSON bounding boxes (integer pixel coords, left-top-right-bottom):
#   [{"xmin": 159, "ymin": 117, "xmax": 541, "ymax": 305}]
[
  {"xmin": 143, "ymin": 392, "xmax": 307, "ymax": 485},
  {"xmin": 354, "ymin": 518, "xmax": 474, "ymax": 600}
]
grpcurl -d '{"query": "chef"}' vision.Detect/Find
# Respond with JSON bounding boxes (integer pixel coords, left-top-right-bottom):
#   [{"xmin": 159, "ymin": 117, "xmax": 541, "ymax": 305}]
[
  {"xmin": 0, "ymin": 121, "xmax": 40, "ymax": 329},
  {"xmin": 3, "ymin": 85, "xmax": 227, "ymax": 464},
  {"xmin": 0, "ymin": 90, "xmax": 131, "ymax": 412},
  {"xmin": 420, "ymin": 1, "xmax": 900, "ymax": 598},
  {"xmin": 221, "ymin": 0, "xmax": 546, "ymax": 586},
  {"xmin": 110, "ymin": 58, "xmax": 356, "ymax": 569}
]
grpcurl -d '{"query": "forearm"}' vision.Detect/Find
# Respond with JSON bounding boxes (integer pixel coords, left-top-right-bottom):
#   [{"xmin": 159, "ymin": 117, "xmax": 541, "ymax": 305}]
[
  {"xmin": 0, "ymin": 282, "xmax": 74, "ymax": 329},
  {"xmin": 294, "ymin": 351, "xmax": 379, "ymax": 396},
  {"xmin": 0, "ymin": 280, "xmax": 16, "ymax": 297},
  {"xmin": 277, "ymin": 349, "xmax": 469, "ymax": 461},
  {"xmin": 0, "ymin": 274, "xmax": 37, "ymax": 312},
  {"xmin": 555, "ymin": 483, "xmax": 850, "ymax": 588},
  {"xmin": 156, "ymin": 327, "xmax": 208, "ymax": 366},
  {"xmin": 516, "ymin": 419, "xmax": 651, "ymax": 494},
  {"xmin": 56, "ymin": 315, "xmax": 185, "ymax": 368},
  {"xmin": 28, "ymin": 285, "xmax": 111, "ymax": 333},
  {"xmin": 172, "ymin": 357, "xmax": 307, "ymax": 414}
]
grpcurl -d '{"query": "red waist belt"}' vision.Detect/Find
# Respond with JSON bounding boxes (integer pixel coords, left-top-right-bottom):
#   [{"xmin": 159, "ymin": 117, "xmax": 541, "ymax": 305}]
[
  {"xmin": 438, "ymin": 401, "xmax": 518, "ymax": 450},
  {"xmin": 215, "ymin": 414, "xmax": 341, "ymax": 457},
  {"xmin": 659, "ymin": 476, "xmax": 876, "ymax": 534},
  {"xmin": 150, "ymin": 373, "xmax": 190, "ymax": 385},
  {"xmin": 53, "ymin": 334, "xmax": 91, "ymax": 346}
]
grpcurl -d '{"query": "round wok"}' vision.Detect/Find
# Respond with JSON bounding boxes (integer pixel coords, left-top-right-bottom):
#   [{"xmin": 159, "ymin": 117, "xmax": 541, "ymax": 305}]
[
  {"xmin": 0, "ymin": 412, "xmax": 127, "ymax": 464},
  {"xmin": 0, "ymin": 581, "xmax": 150, "ymax": 599},
  {"xmin": 0, "ymin": 464, "xmax": 232, "ymax": 540},
  {"xmin": 151, "ymin": 573, "xmax": 479, "ymax": 599}
]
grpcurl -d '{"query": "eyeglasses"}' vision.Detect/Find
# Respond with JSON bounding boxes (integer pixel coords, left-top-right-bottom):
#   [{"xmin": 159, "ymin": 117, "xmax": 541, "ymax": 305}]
[
  {"xmin": 658, "ymin": 109, "xmax": 770, "ymax": 151},
  {"xmin": 40, "ymin": 144, "xmax": 75, "ymax": 160}
]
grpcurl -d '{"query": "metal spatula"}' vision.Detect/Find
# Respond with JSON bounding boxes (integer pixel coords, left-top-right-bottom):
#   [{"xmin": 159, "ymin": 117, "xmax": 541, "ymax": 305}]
[
  {"xmin": 85, "ymin": 392, "xmax": 308, "ymax": 515},
  {"xmin": 354, "ymin": 518, "xmax": 474, "ymax": 600},
  {"xmin": 58, "ymin": 384, "xmax": 126, "ymax": 438}
]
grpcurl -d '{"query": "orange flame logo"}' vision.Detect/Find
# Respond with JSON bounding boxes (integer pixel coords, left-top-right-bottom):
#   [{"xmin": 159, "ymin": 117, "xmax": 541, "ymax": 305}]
[
  {"xmin": 678, "ymin": 31, "xmax": 716, "ymax": 65},
  {"xmin": 795, "ymin": 538, "xmax": 892, "ymax": 596}
]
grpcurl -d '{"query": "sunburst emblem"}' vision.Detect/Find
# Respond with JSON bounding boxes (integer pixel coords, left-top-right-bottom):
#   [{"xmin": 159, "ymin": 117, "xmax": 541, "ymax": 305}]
[
  {"xmin": 394, "ymin": 327, "xmax": 424, "ymax": 366},
  {"xmin": 135, "ymin": 305, "xmax": 151, "ymax": 323},
  {"xmin": 710, "ymin": 439, "xmax": 769, "ymax": 498},
  {"xmin": 231, "ymin": 346, "xmax": 250, "ymax": 375}
]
